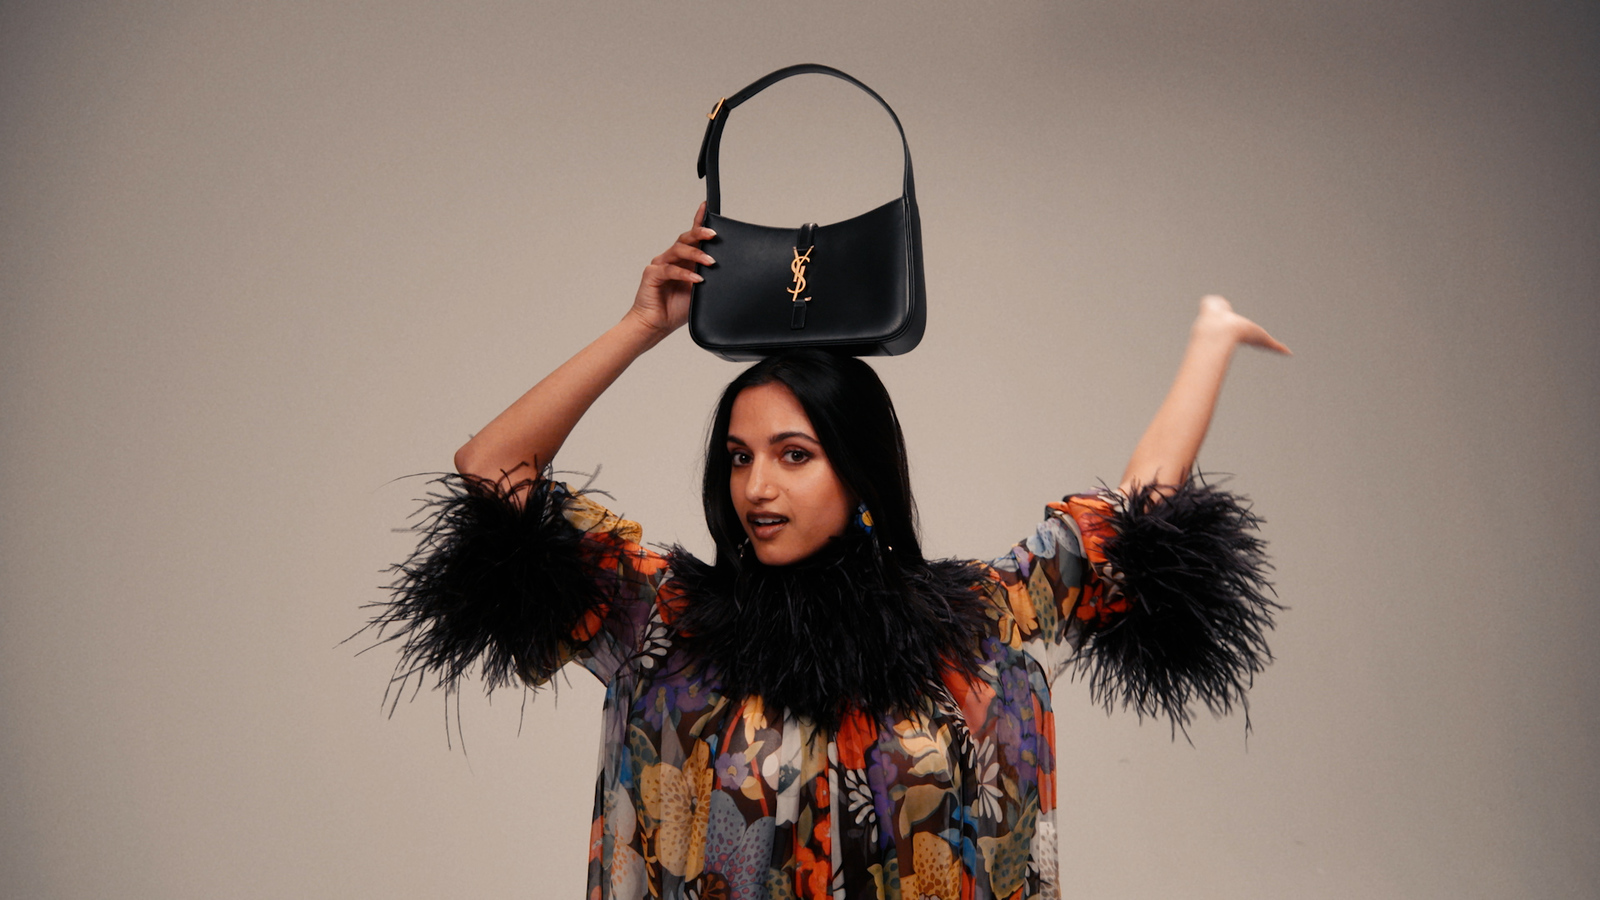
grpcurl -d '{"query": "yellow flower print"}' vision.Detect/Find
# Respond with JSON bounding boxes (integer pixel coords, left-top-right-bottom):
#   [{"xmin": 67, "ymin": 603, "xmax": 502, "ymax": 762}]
[
  {"xmin": 649, "ymin": 762, "xmax": 692, "ymax": 876},
  {"xmin": 1028, "ymin": 562, "xmax": 1058, "ymax": 637},
  {"xmin": 1007, "ymin": 579, "xmax": 1039, "ymax": 640},
  {"xmin": 740, "ymin": 695, "xmax": 769, "ymax": 743},
  {"xmin": 683, "ymin": 740, "xmax": 712, "ymax": 880},
  {"xmin": 640, "ymin": 740, "xmax": 713, "ymax": 879},
  {"xmin": 897, "ymin": 783, "xmax": 952, "ymax": 836},
  {"xmin": 977, "ymin": 798, "xmax": 1037, "ymax": 898},
  {"xmin": 902, "ymin": 832, "xmax": 961, "ymax": 900},
  {"xmin": 561, "ymin": 492, "xmax": 643, "ymax": 543}
]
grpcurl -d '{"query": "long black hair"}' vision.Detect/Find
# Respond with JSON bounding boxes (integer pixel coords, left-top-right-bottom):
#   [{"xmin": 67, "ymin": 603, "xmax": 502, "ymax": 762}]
[
  {"xmin": 700, "ymin": 349, "xmax": 923, "ymax": 568},
  {"xmin": 671, "ymin": 350, "xmax": 991, "ymax": 729}
]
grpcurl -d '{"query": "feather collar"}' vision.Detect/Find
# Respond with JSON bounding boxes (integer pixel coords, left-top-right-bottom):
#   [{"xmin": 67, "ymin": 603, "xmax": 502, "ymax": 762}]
[{"xmin": 666, "ymin": 532, "xmax": 993, "ymax": 731}]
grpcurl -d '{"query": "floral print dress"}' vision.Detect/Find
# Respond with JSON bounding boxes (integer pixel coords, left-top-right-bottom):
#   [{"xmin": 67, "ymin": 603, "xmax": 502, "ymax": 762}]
[{"xmin": 548, "ymin": 488, "xmax": 1122, "ymax": 900}]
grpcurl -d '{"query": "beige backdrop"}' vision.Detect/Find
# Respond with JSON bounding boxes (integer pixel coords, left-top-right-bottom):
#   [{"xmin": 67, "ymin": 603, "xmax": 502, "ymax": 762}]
[{"xmin": 3, "ymin": 1, "xmax": 1596, "ymax": 898}]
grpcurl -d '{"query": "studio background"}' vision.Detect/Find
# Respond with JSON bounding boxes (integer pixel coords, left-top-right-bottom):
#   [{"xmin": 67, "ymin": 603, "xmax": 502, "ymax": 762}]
[{"xmin": 2, "ymin": 1, "xmax": 1595, "ymax": 898}]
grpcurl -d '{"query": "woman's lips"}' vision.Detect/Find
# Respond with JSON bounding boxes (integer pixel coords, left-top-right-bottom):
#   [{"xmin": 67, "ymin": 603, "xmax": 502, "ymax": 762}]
[{"xmin": 747, "ymin": 514, "xmax": 788, "ymax": 541}]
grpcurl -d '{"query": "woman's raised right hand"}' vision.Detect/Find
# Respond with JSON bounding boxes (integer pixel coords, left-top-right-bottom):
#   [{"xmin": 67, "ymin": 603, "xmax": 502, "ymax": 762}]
[{"xmin": 627, "ymin": 202, "xmax": 716, "ymax": 338}]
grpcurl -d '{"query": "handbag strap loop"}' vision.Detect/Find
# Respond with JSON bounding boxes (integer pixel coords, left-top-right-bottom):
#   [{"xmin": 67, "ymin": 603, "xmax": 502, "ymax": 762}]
[{"xmin": 696, "ymin": 64, "xmax": 915, "ymax": 216}]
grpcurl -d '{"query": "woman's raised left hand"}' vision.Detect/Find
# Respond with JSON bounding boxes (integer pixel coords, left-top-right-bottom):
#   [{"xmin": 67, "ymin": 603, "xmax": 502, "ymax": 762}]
[
  {"xmin": 1191, "ymin": 294, "xmax": 1292, "ymax": 356},
  {"xmin": 626, "ymin": 202, "xmax": 715, "ymax": 339},
  {"xmin": 1119, "ymin": 295, "xmax": 1290, "ymax": 492}
]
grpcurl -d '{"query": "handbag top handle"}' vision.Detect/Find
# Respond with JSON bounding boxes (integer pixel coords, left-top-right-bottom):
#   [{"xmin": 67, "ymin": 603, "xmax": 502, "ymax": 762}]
[{"xmin": 696, "ymin": 64, "xmax": 916, "ymax": 217}]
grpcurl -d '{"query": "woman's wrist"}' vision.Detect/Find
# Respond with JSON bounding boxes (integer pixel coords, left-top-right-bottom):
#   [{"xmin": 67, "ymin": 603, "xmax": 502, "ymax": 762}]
[
  {"xmin": 1189, "ymin": 303, "xmax": 1244, "ymax": 351},
  {"xmin": 610, "ymin": 315, "xmax": 664, "ymax": 360},
  {"xmin": 618, "ymin": 308, "xmax": 676, "ymax": 351},
  {"xmin": 1187, "ymin": 294, "xmax": 1289, "ymax": 357}
]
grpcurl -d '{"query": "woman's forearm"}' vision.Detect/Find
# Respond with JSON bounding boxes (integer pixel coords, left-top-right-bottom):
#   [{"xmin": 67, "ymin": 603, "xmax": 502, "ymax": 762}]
[
  {"xmin": 1119, "ymin": 328, "xmax": 1236, "ymax": 492},
  {"xmin": 454, "ymin": 207, "xmax": 712, "ymax": 483},
  {"xmin": 453, "ymin": 313, "xmax": 666, "ymax": 481},
  {"xmin": 1119, "ymin": 296, "xmax": 1289, "ymax": 493}
]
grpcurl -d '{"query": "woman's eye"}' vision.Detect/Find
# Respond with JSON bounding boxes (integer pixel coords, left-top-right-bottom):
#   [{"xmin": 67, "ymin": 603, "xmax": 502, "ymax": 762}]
[
  {"xmin": 729, "ymin": 450, "xmax": 751, "ymax": 466},
  {"xmin": 782, "ymin": 448, "xmax": 811, "ymax": 464}
]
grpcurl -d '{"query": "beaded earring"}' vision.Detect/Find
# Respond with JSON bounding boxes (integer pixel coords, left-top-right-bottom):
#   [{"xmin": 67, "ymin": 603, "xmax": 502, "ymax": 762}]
[{"xmin": 854, "ymin": 502, "xmax": 874, "ymax": 535}]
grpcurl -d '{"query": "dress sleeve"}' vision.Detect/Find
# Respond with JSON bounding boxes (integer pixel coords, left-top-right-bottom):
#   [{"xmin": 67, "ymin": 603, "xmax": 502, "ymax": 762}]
[
  {"xmin": 986, "ymin": 500, "xmax": 1099, "ymax": 684},
  {"xmin": 988, "ymin": 479, "xmax": 1278, "ymax": 732},
  {"xmin": 369, "ymin": 474, "xmax": 666, "ymax": 697}
]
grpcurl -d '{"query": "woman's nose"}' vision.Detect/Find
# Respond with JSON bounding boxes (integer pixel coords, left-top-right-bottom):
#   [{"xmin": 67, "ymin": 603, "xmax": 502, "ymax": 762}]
[{"xmin": 744, "ymin": 457, "xmax": 779, "ymax": 500}]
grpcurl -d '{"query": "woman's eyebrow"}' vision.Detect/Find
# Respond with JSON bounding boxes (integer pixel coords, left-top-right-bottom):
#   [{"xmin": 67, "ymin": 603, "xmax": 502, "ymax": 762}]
[
  {"xmin": 766, "ymin": 430, "xmax": 817, "ymax": 445},
  {"xmin": 725, "ymin": 430, "xmax": 818, "ymax": 447}
]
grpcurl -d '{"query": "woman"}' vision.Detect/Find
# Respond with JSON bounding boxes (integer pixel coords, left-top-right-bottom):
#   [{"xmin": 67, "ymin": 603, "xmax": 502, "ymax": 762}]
[{"xmin": 376, "ymin": 204, "xmax": 1289, "ymax": 899}]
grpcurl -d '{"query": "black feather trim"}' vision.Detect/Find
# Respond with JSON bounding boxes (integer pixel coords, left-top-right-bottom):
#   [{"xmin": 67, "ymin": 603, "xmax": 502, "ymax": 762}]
[
  {"xmin": 667, "ymin": 532, "xmax": 993, "ymax": 731},
  {"xmin": 362, "ymin": 473, "xmax": 621, "ymax": 701},
  {"xmin": 1071, "ymin": 477, "xmax": 1280, "ymax": 734}
]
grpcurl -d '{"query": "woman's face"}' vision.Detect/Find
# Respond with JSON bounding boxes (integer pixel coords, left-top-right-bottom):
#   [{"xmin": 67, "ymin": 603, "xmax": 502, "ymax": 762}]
[{"xmin": 726, "ymin": 382, "xmax": 855, "ymax": 566}]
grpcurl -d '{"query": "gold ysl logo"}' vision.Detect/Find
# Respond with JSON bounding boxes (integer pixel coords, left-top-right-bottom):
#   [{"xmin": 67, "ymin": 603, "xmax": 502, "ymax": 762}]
[{"xmin": 788, "ymin": 246, "xmax": 812, "ymax": 302}]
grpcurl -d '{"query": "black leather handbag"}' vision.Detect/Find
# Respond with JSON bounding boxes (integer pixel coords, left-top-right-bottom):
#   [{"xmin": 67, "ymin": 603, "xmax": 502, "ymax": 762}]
[{"xmin": 689, "ymin": 64, "xmax": 926, "ymax": 361}]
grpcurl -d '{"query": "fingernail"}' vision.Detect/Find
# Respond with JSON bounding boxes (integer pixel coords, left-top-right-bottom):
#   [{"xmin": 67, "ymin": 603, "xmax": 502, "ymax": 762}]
[
  {"xmin": 692, "ymin": 273, "xmax": 704, "ymax": 282},
  {"xmin": 702, "ymin": 255, "xmax": 716, "ymax": 265},
  {"xmin": 703, "ymin": 228, "xmax": 717, "ymax": 237}
]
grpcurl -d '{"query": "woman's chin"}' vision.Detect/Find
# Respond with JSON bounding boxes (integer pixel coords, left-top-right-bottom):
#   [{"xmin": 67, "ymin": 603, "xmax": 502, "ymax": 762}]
[
  {"xmin": 751, "ymin": 544, "xmax": 799, "ymax": 566},
  {"xmin": 746, "ymin": 525, "xmax": 854, "ymax": 566},
  {"xmin": 749, "ymin": 538, "xmax": 818, "ymax": 567}
]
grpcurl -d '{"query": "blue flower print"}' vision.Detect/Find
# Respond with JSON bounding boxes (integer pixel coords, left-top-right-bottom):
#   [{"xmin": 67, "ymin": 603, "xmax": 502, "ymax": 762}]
[
  {"xmin": 866, "ymin": 750, "xmax": 900, "ymax": 847},
  {"xmin": 715, "ymin": 750, "xmax": 751, "ymax": 791},
  {"xmin": 636, "ymin": 669, "xmax": 713, "ymax": 731}
]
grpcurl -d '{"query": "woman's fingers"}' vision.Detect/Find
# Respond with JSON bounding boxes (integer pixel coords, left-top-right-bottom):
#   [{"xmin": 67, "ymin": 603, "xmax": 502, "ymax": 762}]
[
  {"xmin": 688, "ymin": 243, "xmax": 716, "ymax": 266},
  {"xmin": 652, "ymin": 206, "xmax": 710, "ymax": 263},
  {"xmin": 626, "ymin": 208, "xmax": 715, "ymax": 334},
  {"xmin": 1244, "ymin": 325, "xmax": 1292, "ymax": 355},
  {"xmin": 674, "ymin": 226, "xmax": 717, "ymax": 249},
  {"xmin": 678, "ymin": 205, "xmax": 717, "ymax": 247},
  {"xmin": 1195, "ymin": 295, "xmax": 1292, "ymax": 355},
  {"xmin": 650, "ymin": 239, "xmax": 714, "ymax": 268},
  {"xmin": 660, "ymin": 236, "xmax": 715, "ymax": 267},
  {"xmin": 643, "ymin": 262, "xmax": 703, "ymax": 285},
  {"xmin": 663, "ymin": 263, "xmax": 702, "ymax": 284}
]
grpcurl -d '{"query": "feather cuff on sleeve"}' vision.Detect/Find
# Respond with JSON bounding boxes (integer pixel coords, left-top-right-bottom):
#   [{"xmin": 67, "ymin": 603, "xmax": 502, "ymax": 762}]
[
  {"xmin": 366, "ymin": 473, "xmax": 627, "ymax": 698},
  {"xmin": 1064, "ymin": 478, "xmax": 1279, "ymax": 733}
]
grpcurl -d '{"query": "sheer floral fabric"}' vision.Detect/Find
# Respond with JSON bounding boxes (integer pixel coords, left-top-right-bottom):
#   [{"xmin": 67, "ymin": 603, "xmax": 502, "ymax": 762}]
[{"xmin": 548, "ymin": 487, "xmax": 1116, "ymax": 900}]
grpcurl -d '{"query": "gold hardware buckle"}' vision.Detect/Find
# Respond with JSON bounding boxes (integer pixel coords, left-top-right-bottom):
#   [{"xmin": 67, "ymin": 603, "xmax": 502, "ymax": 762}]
[{"xmin": 707, "ymin": 97, "xmax": 725, "ymax": 120}]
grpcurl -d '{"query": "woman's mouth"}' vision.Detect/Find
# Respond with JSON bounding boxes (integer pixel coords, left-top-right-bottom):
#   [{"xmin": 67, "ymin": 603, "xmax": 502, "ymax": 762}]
[{"xmin": 746, "ymin": 513, "xmax": 789, "ymax": 541}]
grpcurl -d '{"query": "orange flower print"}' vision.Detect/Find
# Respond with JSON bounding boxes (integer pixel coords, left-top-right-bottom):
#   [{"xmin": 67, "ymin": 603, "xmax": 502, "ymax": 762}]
[{"xmin": 835, "ymin": 709, "xmax": 876, "ymax": 770}]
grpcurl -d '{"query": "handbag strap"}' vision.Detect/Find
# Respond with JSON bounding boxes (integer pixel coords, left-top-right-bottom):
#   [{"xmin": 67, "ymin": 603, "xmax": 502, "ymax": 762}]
[{"xmin": 696, "ymin": 64, "xmax": 916, "ymax": 216}]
